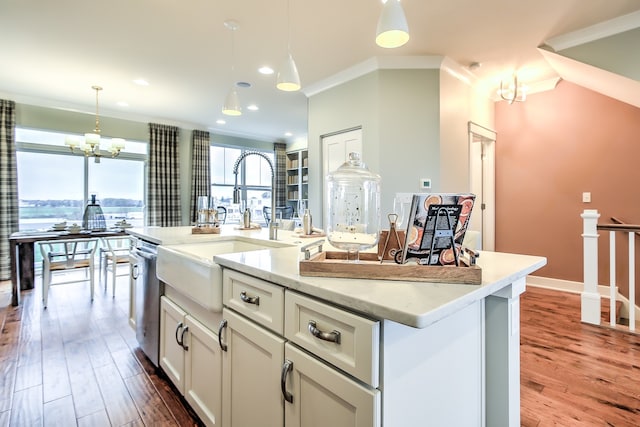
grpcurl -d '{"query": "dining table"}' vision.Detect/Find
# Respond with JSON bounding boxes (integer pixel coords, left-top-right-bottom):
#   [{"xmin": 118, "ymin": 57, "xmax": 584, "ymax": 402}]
[{"xmin": 9, "ymin": 229, "xmax": 128, "ymax": 306}]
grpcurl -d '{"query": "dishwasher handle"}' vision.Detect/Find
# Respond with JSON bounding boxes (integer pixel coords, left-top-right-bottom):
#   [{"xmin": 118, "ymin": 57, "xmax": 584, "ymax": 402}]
[{"xmin": 132, "ymin": 247, "xmax": 157, "ymax": 261}]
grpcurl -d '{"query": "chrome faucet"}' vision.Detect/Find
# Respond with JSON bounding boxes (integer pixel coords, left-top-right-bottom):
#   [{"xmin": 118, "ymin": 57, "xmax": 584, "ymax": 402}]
[{"xmin": 232, "ymin": 151, "xmax": 278, "ymax": 240}]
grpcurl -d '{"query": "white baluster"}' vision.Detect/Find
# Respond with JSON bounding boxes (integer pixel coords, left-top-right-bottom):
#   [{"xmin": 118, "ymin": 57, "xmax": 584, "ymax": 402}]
[
  {"xmin": 629, "ymin": 231, "xmax": 636, "ymax": 332},
  {"xmin": 610, "ymin": 231, "xmax": 617, "ymax": 327},
  {"xmin": 581, "ymin": 209, "xmax": 601, "ymax": 325}
]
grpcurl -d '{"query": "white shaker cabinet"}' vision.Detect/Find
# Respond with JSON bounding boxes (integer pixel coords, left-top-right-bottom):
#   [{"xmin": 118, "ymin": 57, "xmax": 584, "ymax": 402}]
[
  {"xmin": 220, "ymin": 308, "xmax": 285, "ymax": 427},
  {"xmin": 220, "ymin": 269, "xmax": 381, "ymax": 427},
  {"xmin": 283, "ymin": 343, "xmax": 380, "ymax": 427},
  {"xmin": 159, "ymin": 296, "xmax": 222, "ymax": 426}
]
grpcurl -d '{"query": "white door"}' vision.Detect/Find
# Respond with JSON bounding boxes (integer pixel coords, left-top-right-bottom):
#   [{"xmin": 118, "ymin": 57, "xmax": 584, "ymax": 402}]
[
  {"xmin": 159, "ymin": 296, "xmax": 187, "ymax": 393},
  {"xmin": 468, "ymin": 122, "xmax": 496, "ymax": 251},
  {"xmin": 184, "ymin": 315, "xmax": 222, "ymax": 426},
  {"xmin": 321, "ymin": 128, "xmax": 363, "ymax": 224},
  {"xmin": 222, "ymin": 308, "xmax": 286, "ymax": 427},
  {"xmin": 283, "ymin": 343, "xmax": 380, "ymax": 427}
]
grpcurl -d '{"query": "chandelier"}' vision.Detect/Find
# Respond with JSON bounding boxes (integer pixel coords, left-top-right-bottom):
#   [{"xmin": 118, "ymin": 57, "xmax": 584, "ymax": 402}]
[
  {"xmin": 65, "ymin": 85, "xmax": 125, "ymax": 163},
  {"xmin": 498, "ymin": 75, "xmax": 527, "ymax": 104}
]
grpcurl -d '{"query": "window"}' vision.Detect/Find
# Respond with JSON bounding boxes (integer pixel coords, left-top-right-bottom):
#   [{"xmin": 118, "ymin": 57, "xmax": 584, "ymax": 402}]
[
  {"xmin": 210, "ymin": 145, "xmax": 273, "ymax": 225},
  {"xmin": 15, "ymin": 127, "xmax": 147, "ymax": 232}
]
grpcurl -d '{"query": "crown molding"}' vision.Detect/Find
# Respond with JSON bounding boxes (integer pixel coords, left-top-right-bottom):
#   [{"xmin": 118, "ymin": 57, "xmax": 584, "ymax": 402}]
[
  {"xmin": 303, "ymin": 55, "xmax": 444, "ymax": 97},
  {"xmin": 545, "ymin": 10, "xmax": 640, "ymax": 52}
]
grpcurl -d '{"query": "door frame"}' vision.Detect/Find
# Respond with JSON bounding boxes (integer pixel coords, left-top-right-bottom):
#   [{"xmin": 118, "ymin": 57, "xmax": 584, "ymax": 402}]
[{"xmin": 468, "ymin": 121, "xmax": 497, "ymax": 251}]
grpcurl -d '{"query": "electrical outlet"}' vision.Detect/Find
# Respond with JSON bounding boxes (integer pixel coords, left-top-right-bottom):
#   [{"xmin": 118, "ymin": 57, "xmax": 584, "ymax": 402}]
[{"xmin": 582, "ymin": 192, "xmax": 591, "ymax": 203}]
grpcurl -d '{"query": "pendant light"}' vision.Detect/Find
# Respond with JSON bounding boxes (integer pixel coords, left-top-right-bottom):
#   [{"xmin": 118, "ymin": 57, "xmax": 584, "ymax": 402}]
[
  {"xmin": 276, "ymin": 0, "xmax": 301, "ymax": 91},
  {"xmin": 376, "ymin": 0, "xmax": 410, "ymax": 49},
  {"xmin": 222, "ymin": 20, "xmax": 242, "ymax": 116}
]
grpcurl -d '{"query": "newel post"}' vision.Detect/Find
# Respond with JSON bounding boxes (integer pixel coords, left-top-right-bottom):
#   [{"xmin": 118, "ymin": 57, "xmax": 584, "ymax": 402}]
[{"xmin": 581, "ymin": 209, "xmax": 601, "ymax": 325}]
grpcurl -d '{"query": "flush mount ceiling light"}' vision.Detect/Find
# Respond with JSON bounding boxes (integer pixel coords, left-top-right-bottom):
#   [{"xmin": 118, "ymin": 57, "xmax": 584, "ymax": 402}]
[
  {"xmin": 376, "ymin": 0, "xmax": 410, "ymax": 48},
  {"xmin": 64, "ymin": 86, "xmax": 125, "ymax": 163},
  {"xmin": 498, "ymin": 74, "xmax": 527, "ymax": 104},
  {"xmin": 222, "ymin": 20, "xmax": 242, "ymax": 116},
  {"xmin": 276, "ymin": 0, "xmax": 301, "ymax": 91}
]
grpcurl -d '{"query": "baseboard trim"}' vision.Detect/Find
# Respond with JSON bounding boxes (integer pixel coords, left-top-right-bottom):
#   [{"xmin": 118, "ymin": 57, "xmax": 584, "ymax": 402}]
[{"xmin": 527, "ymin": 275, "xmax": 639, "ymax": 321}]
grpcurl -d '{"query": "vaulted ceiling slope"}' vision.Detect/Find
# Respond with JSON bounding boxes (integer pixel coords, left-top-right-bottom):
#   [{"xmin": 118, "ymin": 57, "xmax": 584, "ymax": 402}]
[
  {"xmin": 0, "ymin": 1, "xmax": 639, "ymax": 143},
  {"xmin": 541, "ymin": 11, "xmax": 640, "ymax": 109}
]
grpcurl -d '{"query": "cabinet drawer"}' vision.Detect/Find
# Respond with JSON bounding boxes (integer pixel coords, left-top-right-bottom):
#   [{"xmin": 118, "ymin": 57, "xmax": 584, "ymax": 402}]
[
  {"xmin": 284, "ymin": 291, "xmax": 379, "ymax": 387},
  {"xmin": 223, "ymin": 269, "xmax": 284, "ymax": 334}
]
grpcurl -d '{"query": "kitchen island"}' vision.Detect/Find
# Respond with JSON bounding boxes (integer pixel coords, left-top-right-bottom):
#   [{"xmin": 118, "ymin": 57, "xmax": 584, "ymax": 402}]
[{"xmin": 130, "ymin": 225, "xmax": 545, "ymax": 426}]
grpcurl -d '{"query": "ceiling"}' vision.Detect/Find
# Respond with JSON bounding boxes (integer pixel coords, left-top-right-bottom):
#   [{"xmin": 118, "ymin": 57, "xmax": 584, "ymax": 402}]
[{"xmin": 1, "ymin": 0, "xmax": 639, "ymax": 144}]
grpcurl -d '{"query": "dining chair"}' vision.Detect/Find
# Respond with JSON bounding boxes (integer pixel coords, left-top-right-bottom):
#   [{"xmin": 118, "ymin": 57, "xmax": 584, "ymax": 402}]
[
  {"xmin": 39, "ymin": 237, "xmax": 100, "ymax": 309},
  {"xmin": 263, "ymin": 205, "xmax": 294, "ymax": 225},
  {"xmin": 99, "ymin": 236, "xmax": 133, "ymax": 297}
]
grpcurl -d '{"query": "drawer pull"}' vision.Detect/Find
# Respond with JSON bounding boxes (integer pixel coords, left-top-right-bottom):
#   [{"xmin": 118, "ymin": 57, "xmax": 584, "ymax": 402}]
[
  {"xmin": 240, "ymin": 291, "xmax": 260, "ymax": 306},
  {"xmin": 281, "ymin": 359, "xmax": 294, "ymax": 403},
  {"xmin": 218, "ymin": 319, "xmax": 228, "ymax": 351},
  {"xmin": 308, "ymin": 320, "xmax": 341, "ymax": 344}
]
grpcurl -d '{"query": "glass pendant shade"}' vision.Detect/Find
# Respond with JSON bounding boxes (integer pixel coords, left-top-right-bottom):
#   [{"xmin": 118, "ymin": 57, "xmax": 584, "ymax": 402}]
[
  {"xmin": 222, "ymin": 88, "xmax": 242, "ymax": 116},
  {"xmin": 276, "ymin": 53, "xmax": 301, "ymax": 92},
  {"xmin": 376, "ymin": 0, "xmax": 410, "ymax": 49}
]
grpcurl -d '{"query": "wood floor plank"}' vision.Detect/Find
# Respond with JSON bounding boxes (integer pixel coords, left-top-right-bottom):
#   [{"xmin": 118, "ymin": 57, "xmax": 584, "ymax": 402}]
[
  {"xmin": 124, "ymin": 372, "xmax": 178, "ymax": 426},
  {"xmin": 0, "ymin": 409, "xmax": 9, "ymax": 427},
  {"xmin": 112, "ymin": 348, "xmax": 143, "ymax": 379},
  {"xmin": 10, "ymin": 385, "xmax": 42, "ymax": 426},
  {"xmin": 76, "ymin": 409, "xmax": 111, "ymax": 427},
  {"xmin": 0, "ymin": 356, "xmax": 17, "ymax": 413},
  {"xmin": 13, "ymin": 361, "xmax": 42, "ymax": 392},
  {"xmin": 94, "ymin": 362, "xmax": 140, "ymax": 426},
  {"xmin": 42, "ymin": 350, "xmax": 71, "ymax": 403},
  {"xmin": 43, "ymin": 395, "xmax": 76, "ymax": 427}
]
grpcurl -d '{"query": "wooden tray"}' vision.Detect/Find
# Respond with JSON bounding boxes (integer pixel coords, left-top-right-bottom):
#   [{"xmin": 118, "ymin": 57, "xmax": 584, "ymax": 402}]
[
  {"xmin": 192, "ymin": 226, "xmax": 221, "ymax": 234},
  {"xmin": 299, "ymin": 251, "xmax": 481, "ymax": 285}
]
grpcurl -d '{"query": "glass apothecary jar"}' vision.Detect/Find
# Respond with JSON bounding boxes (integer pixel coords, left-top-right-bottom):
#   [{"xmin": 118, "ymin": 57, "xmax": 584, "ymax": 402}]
[{"xmin": 325, "ymin": 152, "xmax": 381, "ymax": 261}]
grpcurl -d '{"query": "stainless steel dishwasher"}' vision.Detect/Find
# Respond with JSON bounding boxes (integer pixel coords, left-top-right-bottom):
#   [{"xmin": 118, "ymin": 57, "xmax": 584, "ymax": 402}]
[{"xmin": 131, "ymin": 239, "xmax": 163, "ymax": 367}]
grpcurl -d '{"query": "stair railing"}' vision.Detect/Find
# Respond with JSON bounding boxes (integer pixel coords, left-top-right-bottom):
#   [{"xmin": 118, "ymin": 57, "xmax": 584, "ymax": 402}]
[{"xmin": 582, "ymin": 209, "xmax": 640, "ymax": 331}]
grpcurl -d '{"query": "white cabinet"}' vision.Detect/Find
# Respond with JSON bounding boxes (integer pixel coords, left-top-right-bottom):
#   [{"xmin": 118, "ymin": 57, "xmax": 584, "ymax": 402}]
[
  {"xmin": 159, "ymin": 296, "xmax": 222, "ymax": 426},
  {"xmin": 219, "ymin": 269, "xmax": 380, "ymax": 427},
  {"xmin": 221, "ymin": 308, "xmax": 285, "ymax": 427},
  {"xmin": 283, "ymin": 343, "xmax": 380, "ymax": 427}
]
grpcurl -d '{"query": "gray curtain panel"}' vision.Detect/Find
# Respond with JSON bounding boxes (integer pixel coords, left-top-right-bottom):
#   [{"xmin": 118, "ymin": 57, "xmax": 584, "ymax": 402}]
[
  {"xmin": 0, "ymin": 100, "xmax": 18, "ymax": 280},
  {"xmin": 147, "ymin": 123, "xmax": 181, "ymax": 226},
  {"xmin": 189, "ymin": 130, "xmax": 211, "ymax": 224},
  {"xmin": 274, "ymin": 142, "xmax": 287, "ymax": 208}
]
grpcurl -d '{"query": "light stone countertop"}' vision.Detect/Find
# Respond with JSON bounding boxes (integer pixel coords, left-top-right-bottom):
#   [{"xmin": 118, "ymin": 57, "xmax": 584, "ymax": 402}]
[{"xmin": 128, "ymin": 225, "xmax": 546, "ymax": 329}]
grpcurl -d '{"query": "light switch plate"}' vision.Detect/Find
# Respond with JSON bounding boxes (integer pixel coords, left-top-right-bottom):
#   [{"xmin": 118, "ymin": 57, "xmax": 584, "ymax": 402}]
[{"xmin": 582, "ymin": 192, "xmax": 591, "ymax": 203}]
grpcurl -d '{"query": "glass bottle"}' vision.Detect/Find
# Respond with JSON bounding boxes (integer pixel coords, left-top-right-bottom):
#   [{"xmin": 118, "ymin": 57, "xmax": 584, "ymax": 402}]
[{"xmin": 326, "ymin": 152, "xmax": 381, "ymax": 262}]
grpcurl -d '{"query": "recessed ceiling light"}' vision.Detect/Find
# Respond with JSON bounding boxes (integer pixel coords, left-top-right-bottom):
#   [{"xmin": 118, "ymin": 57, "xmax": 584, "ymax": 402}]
[
  {"xmin": 133, "ymin": 78, "xmax": 149, "ymax": 86},
  {"xmin": 116, "ymin": 101, "xmax": 129, "ymax": 107},
  {"xmin": 236, "ymin": 81, "xmax": 251, "ymax": 88},
  {"xmin": 284, "ymin": 132, "xmax": 293, "ymax": 137},
  {"xmin": 247, "ymin": 104, "xmax": 259, "ymax": 111},
  {"xmin": 216, "ymin": 119, "xmax": 226, "ymax": 125},
  {"xmin": 258, "ymin": 66, "xmax": 274, "ymax": 75}
]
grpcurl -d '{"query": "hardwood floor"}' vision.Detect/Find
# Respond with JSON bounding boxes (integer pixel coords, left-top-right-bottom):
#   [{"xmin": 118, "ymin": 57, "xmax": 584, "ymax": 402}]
[
  {"xmin": 520, "ymin": 286, "xmax": 640, "ymax": 426},
  {"xmin": 1, "ymin": 273, "xmax": 640, "ymax": 426},
  {"xmin": 0, "ymin": 270, "xmax": 202, "ymax": 427}
]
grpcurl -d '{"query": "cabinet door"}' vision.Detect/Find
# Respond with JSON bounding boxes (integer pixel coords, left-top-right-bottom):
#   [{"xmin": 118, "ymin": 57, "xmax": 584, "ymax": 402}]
[
  {"xmin": 222, "ymin": 308, "xmax": 285, "ymax": 427},
  {"xmin": 284, "ymin": 343, "xmax": 380, "ymax": 427},
  {"xmin": 184, "ymin": 315, "xmax": 222, "ymax": 426},
  {"xmin": 159, "ymin": 296, "xmax": 187, "ymax": 393}
]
